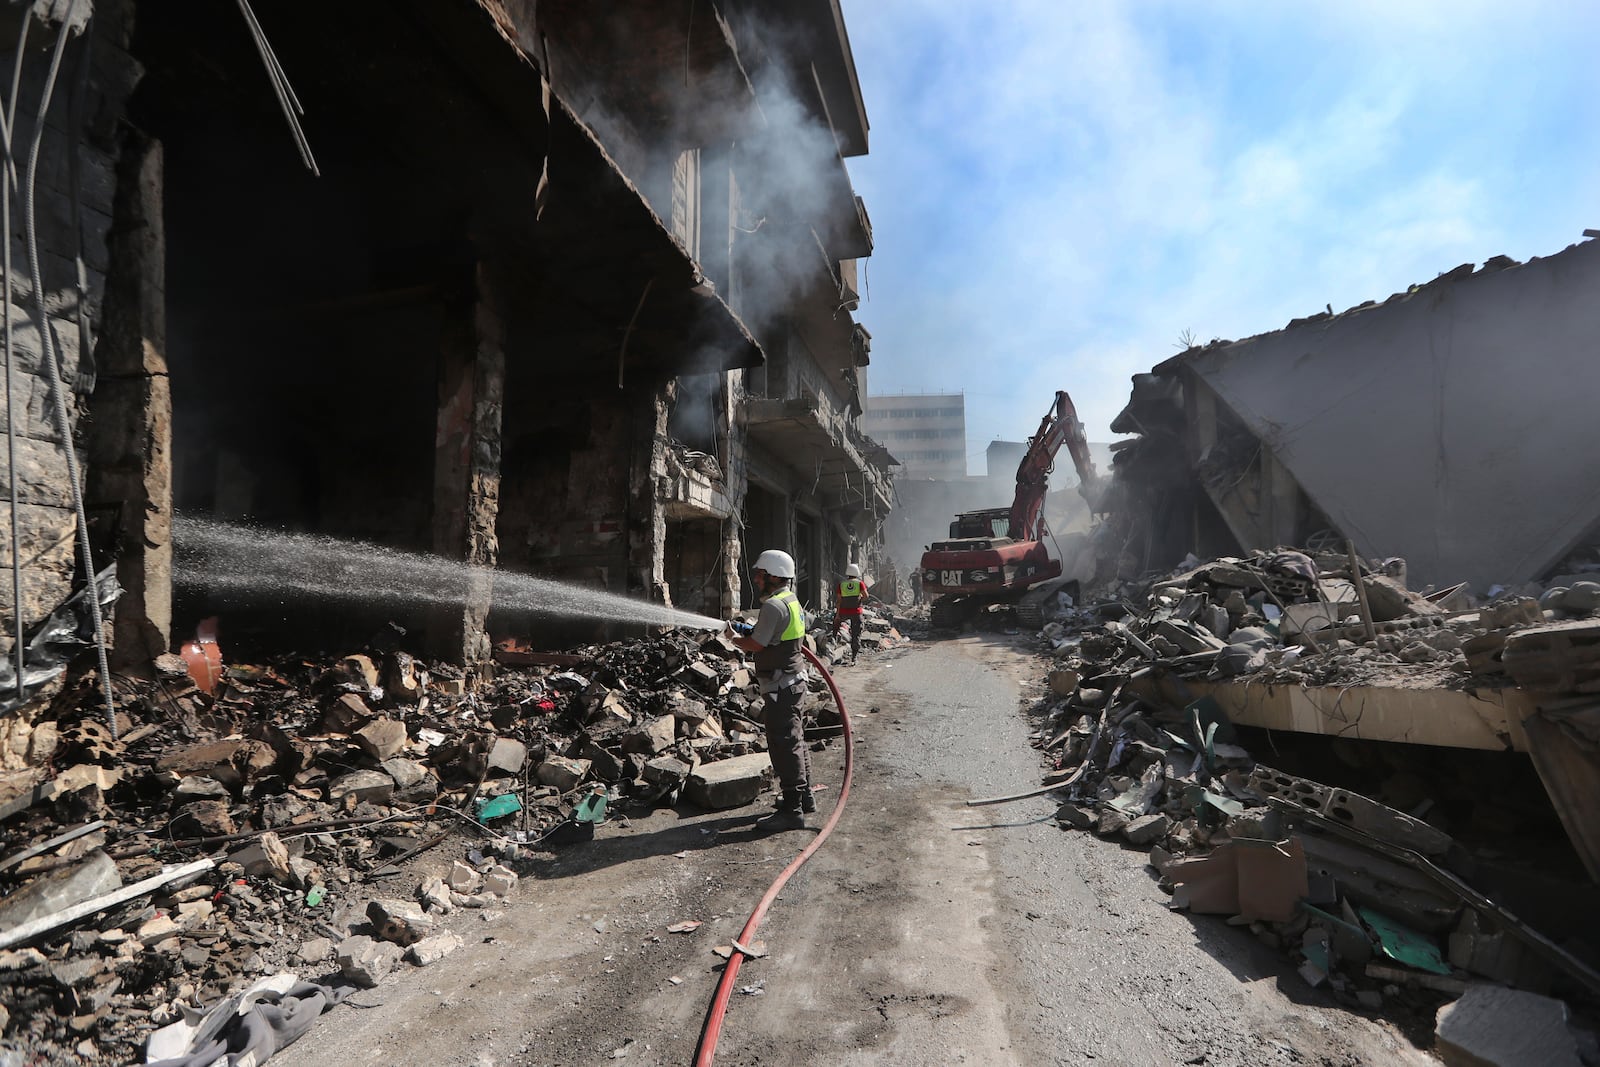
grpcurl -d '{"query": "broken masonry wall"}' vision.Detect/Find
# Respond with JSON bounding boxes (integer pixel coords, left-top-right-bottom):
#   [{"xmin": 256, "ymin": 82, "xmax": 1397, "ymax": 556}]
[
  {"xmin": 1, "ymin": 4, "xmax": 141, "ymax": 668},
  {"xmin": 493, "ymin": 379, "xmax": 673, "ymax": 640},
  {"xmin": 1167, "ymin": 239, "xmax": 1600, "ymax": 591},
  {"xmin": 1183, "ymin": 374, "xmax": 1312, "ymax": 555},
  {"xmin": 84, "ymin": 129, "xmax": 166, "ymax": 670}
]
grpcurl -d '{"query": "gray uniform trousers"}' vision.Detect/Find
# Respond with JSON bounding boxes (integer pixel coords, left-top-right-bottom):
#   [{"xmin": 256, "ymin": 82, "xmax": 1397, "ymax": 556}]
[{"xmin": 761, "ymin": 678, "xmax": 810, "ymax": 795}]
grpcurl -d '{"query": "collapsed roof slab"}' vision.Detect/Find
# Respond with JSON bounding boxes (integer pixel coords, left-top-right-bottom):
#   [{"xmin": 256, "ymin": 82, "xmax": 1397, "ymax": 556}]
[
  {"xmin": 1132, "ymin": 676, "xmax": 1533, "ymax": 752},
  {"xmin": 1176, "ymin": 239, "xmax": 1600, "ymax": 592}
]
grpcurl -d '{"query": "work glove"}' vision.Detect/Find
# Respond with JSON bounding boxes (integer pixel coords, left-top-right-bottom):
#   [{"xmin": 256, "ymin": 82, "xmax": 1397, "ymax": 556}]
[{"xmin": 728, "ymin": 620, "xmax": 754, "ymax": 637}]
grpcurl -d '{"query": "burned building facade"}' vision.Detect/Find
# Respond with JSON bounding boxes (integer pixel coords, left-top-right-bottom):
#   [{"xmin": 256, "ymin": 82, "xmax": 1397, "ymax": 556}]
[{"xmin": 0, "ymin": 0, "xmax": 892, "ymax": 707}]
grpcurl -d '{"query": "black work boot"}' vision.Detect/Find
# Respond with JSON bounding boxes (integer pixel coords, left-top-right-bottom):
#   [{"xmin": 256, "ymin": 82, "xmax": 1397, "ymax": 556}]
[
  {"xmin": 798, "ymin": 786, "xmax": 817, "ymax": 814},
  {"xmin": 758, "ymin": 791, "xmax": 807, "ymax": 831}
]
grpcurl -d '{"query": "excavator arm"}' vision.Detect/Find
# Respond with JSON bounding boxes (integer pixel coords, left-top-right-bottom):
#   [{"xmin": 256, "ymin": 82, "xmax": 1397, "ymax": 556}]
[{"xmin": 1007, "ymin": 391, "xmax": 1098, "ymax": 542}]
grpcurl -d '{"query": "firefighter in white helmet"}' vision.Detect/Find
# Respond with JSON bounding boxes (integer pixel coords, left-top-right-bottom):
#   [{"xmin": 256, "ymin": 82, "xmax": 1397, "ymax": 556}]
[{"xmin": 726, "ymin": 549, "xmax": 813, "ymax": 829}]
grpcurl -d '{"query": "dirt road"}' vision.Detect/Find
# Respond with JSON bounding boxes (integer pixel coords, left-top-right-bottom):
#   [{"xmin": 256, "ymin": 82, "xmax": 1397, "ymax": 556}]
[{"xmin": 274, "ymin": 634, "xmax": 1437, "ymax": 1066}]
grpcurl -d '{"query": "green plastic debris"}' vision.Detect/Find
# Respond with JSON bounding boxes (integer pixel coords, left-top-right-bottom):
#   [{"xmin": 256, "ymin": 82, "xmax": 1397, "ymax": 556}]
[
  {"xmin": 476, "ymin": 793, "xmax": 524, "ymax": 822},
  {"xmin": 1185, "ymin": 785, "xmax": 1246, "ymax": 817},
  {"xmin": 1302, "ymin": 935, "xmax": 1330, "ymax": 973},
  {"xmin": 305, "ymin": 886, "xmax": 325, "ymax": 907},
  {"xmin": 573, "ymin": 790, "xmax": 608, "ymax": 825},
  {"xmin": 1358, "ymin": 905, "xmax": 1450, "ymax": 975}
]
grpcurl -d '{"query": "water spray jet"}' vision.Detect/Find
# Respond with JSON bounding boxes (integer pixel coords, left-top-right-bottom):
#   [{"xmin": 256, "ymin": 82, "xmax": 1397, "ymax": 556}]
[{"xmin": 173, "ymin": 516, "xmax": 725, "ymax": 632}]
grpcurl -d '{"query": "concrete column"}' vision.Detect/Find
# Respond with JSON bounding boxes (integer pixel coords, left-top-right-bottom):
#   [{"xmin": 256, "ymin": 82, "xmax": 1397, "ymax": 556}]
[
  {"xmin": 627, "ymin": 387, "xmax": 671, "ymax": 603},
  {"xmin": 85, "ymin": 131, "xmax": 170, "ymax": 669},
  {"xmin": 428, "ymin": 264, "xmax": 504, "ymax": 663}
]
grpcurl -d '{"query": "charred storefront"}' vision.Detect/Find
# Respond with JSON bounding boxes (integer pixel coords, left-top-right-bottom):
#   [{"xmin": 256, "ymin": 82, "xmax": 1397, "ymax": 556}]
[{"xmin": 1, "ymin": 0, "xmax": 893, "ymax": 705}]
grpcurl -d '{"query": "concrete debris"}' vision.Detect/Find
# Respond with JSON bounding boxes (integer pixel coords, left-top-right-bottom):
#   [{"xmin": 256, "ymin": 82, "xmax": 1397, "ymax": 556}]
[
  {"xmin": 337, "ymin": 934, "xmax": 403, "ymax": 988},
  {"xmin": 407, "ymin": 931, "xmax": 464, "ymax": 967},
  {"xmin": 0, "ymin": 623, "xmax": 849, "ymax": 1064},
  {"xmin": 230, "ymin": 831, "xmax": 292, "ymax": 883},
  {"xmin": 1025, "ymin": 543, "xmax": 1600, "ymax": 1022},
  {"xmin": 1434, "ymin": 985, "xmax": 1583, "ymax": 1067},
  {"xmin": 366, "ymin": 898, "xmax": 436, "ymax": 946},
  {"xmin": 684, "ymin": 752, "xmax": 773, "ymax": 810}
]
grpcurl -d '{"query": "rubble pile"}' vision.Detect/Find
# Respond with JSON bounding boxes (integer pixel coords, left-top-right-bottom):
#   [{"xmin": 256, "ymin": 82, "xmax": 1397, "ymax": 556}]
[
  {"xmin": 1027, "ymin": 544, "xmax": 1600, "ymax": 1029},
  {"xmin": 0, "ymin": 622, "xmax": 859, "ymax": 1065},
  {"xmin": 1037, "ymin": 546, "xmax": 1600, "ymax": 691}
]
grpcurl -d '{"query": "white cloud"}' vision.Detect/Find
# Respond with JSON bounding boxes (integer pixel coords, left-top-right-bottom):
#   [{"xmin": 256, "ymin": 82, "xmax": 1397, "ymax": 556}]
[{"xmin": 843, "ymin": 0, "xmax": 1600, "ymax": 464}]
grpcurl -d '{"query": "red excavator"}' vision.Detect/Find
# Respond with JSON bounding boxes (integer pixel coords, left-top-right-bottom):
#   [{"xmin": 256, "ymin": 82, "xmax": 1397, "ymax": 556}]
[{"xmin": 919, "ymin": 391, "xmax": 1100, "ymax": 628}]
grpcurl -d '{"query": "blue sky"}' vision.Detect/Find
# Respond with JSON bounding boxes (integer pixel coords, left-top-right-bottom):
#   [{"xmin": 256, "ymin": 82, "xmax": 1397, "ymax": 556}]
[{"xmin": 841, "ymin": 1, "xmax": 1600, "ymax": 474}]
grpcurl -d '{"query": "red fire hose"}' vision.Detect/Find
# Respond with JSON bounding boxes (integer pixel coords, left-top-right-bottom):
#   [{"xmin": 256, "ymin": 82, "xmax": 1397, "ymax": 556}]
[{"xmin": 692, "ymin": 645, "xmax": 854, "ymax": 1066}]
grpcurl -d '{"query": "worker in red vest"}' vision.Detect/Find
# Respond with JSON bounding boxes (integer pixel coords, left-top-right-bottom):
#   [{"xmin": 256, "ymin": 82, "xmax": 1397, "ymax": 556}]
[{"xmin": 831, "ymin": 564, "xmax": 869, "ymax": 663}]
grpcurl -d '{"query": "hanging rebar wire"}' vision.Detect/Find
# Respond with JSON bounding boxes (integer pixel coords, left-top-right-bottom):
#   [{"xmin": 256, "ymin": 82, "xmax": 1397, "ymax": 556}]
[
  {"xmin": 2, "ymin": 12, "xmax": 29, "ymax": 700},
  {"xmin": 235, "ymin": 0, "xmax": 319, "ymax": 175},
  {"xmin": 7, "ymin": 0, "xmax": 118, "ymax": 736}
]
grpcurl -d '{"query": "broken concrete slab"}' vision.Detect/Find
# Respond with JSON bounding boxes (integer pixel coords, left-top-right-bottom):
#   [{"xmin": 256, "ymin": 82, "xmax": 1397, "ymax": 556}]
[
  {"xmin": 445, "ymin": 860, "xmax": 480, "ymax": 894},
  {"xmin": 645, "ymin": 755, "xmax": 692, "ymax": 787},
  {"xmin": 337, "ymin": 934, "xmax": 402, "ymax": 988},
  {"xmin": 379, "ymin": 757, "xmax": 428, "ymax": 790},
  {"xmin": 1434, "ymin": 984, "xmax": 1581, "ymax": 1067},
  {"xmin": 1047, "ymin": 668, "xmax": 1081, "ymax": 696},
  {"xmin": 354, "ymin": 719, "xmax": 408, "ymax": 762},
  {"xmin": 482, "ymin": 864, "xmax": 517, "ymax": 897},
  {"xmin": 488, "ymin": 737, "xmax": 527, "ymax": 774},
  {"xmin": 1124, "ymin": 813, "xmax": 1171, "ymax": 846},
  {"xmin": 327, "ymin": 770, "xmax": 395, "ymax": 806},
  {"xmin": 1130, "ymin": 675, "xmax": 1534, "ymax": 752},
  {"xmin": 323, "ymin": 693, "xmax": 375, "ymax": 733},
  {"xmin": 624, "ymin": 715, "xmax": 678, "ymax": 755},
  {"xmin": 535, "ymin": 756, "xmax": 590, "ymax": 792},
  {"xmin": 1249, "ymin": 765, "xmax": 1453, "ymax": 857},
  {"xmin": 684, "ymin": 753, "xmax": 773, "ymax": 810},
  {"xmin": 408, "ymin": 931, "xmax": 463, "ymax": 966},
  {"xmin": 230, "ymin": 832, "xmax": 292, "ymax": 883}
]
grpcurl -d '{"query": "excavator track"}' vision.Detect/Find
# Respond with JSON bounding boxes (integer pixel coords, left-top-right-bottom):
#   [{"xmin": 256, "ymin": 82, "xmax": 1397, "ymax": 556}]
[
  {"xmin": 1016, "ymin": 576, "xmax": 1080, "ymax": 631},
  {"xmin": 1014, "ymin": 600, "xmax": 1045, "ymax": 629},
  {"xmin": 929, "ymin": 596, "xmax": 976, "ymax": 630}
]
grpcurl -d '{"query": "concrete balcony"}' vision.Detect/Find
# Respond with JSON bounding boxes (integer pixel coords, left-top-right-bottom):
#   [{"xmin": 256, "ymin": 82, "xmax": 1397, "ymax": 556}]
[
  {"xmin": 743, "ymin": 391, "xmax": 893, "ymax": 514},
  {"xmin": 660, "ymin": 445, "xmax": 735, "ymax": 520}
]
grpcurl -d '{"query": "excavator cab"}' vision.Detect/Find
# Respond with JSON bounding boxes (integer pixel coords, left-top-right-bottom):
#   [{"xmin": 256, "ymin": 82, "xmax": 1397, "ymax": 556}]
[{"xmin": 948, "ymin": 509, "xmax": 1011, "ymax": 541}]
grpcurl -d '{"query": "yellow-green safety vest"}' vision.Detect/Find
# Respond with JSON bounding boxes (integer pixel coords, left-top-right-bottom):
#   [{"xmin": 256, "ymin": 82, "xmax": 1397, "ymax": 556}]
[{"xmin": 770, "ymin": 587, "xmax": 806, "ymax": 641}]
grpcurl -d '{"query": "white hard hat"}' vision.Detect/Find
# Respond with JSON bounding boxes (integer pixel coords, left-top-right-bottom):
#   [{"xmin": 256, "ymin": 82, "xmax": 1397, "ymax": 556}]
[
  {"xmin": 753, "ymin": 549, "xmax": 796, "ymax": 579},
  {"xmin": 846, "ymin": 564, "xmax": 862, "ymax": 578}
]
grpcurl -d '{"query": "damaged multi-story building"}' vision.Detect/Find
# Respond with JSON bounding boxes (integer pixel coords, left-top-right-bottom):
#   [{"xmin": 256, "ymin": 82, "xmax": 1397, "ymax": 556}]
[
  {"xmin": 1080, "ymin": 234, "xmax": 1600, "ymax": 594},
  {"xmin": 0, "ymin": 0, "xmax": 893, "ymax": 716}
]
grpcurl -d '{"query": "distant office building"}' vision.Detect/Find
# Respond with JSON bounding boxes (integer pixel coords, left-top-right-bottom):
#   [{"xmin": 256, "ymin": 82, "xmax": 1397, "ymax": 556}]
[{"xmin": 863, "ymin": 393, "xmax": 968, "ymax": 477}]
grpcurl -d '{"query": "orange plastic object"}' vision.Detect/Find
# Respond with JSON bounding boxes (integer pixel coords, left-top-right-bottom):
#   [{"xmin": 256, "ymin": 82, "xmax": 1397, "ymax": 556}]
[{"xmin": 180, "ymin": 617, "xmax": 223, "ymax": 694}]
